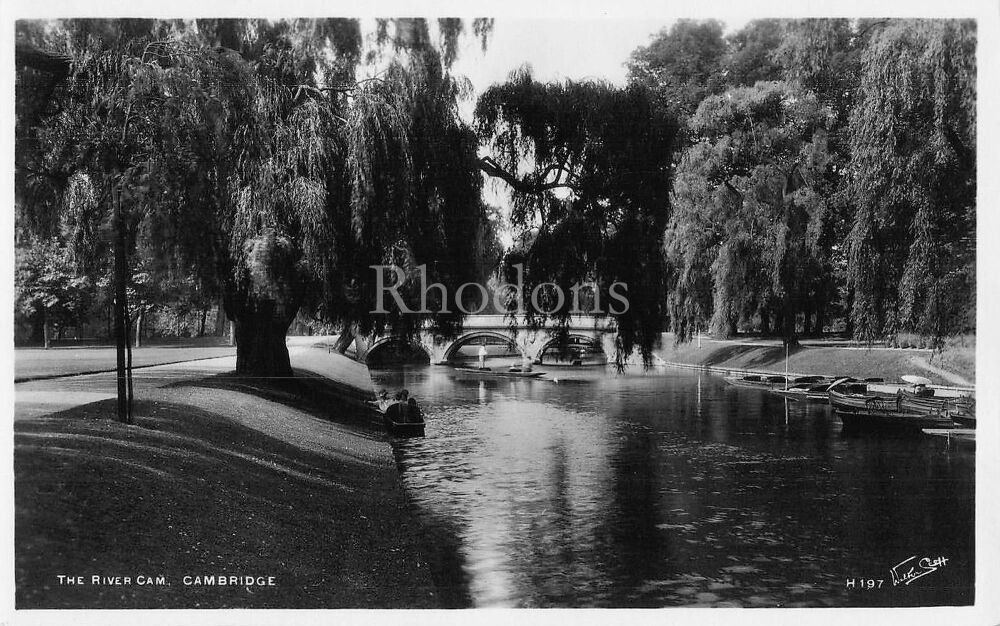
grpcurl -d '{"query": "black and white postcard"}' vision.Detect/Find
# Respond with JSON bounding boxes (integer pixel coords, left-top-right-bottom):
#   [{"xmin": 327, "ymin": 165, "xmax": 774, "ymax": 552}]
[{"xmin": 4, "ymin": 1, "xmax": 998, "ymax": 625}]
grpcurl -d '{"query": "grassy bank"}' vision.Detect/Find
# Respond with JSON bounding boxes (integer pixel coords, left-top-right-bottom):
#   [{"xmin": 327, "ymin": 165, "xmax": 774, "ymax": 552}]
[
  {"xmin": 14, "ymin": 376, "xmax": 446, "ymax": 608},
  {"xmin": 14, "ymin": 344, "xmax": 238, "ymax": 382},
  {"xmin": 655, "ymin": 336, "xmax": 975, "ymax": 387}
]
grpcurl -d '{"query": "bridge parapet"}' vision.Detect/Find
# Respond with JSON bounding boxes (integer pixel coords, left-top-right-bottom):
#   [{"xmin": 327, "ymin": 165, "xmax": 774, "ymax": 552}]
[
  {"xmin": 459, "ymin": 314, "xmax": 615, "ymax": 332},
  {"xmin": 359, "ymin": 314, "xmax": 616, "ymax": 365}
]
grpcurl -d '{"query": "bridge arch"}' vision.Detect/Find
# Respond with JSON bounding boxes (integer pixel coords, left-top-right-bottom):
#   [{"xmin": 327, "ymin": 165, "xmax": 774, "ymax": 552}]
[
  {"xmin": 538, "ymin": 333, "xmax": 606, "ymax": 363},
  {"xmin": 365, "ymin": 336, "xmax": 432, "ymax": 365},
  {"xmin": 442, "ymin": 331, "xmax": 519, "ymax": 362}
]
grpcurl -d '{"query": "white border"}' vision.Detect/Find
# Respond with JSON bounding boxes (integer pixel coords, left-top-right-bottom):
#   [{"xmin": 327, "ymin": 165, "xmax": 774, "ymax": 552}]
[{"xmin": 2, "ymin": 1, "xmax": 997, "ymax": 625}]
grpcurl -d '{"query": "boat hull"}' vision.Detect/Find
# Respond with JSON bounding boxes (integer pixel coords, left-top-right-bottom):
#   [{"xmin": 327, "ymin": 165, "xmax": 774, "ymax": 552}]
[
  {"xmin": 380, "ymin": 402, "xmax": 426, "ymax": 437},
  {"xmin": 453, "ymin": 367, "xmax": 545, "ymax": 378},
  {"xmin": 723, "ymin": 376, "xmax": 786, "ymax": 390},
  {"xmin": 383, "ymin": 418, "xmax": 425, "ymax": 437},
  {"xmin": 897, "ymin": 389, "xmax": 975, "ymax": 419},
  {"xmin": 829, "ymin": 385, "xmax": 973, "ymax": 429},
  {"xmin": 771, "ymin": 389, "xmax": 829, "ymax": 402},
  {"xmin": 835, "ymin": 408, "xmax": 955, "ymax": 431}
]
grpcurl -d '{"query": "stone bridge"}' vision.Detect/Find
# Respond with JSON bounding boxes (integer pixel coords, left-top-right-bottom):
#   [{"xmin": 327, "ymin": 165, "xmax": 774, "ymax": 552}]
[{"xmin": 356, "ymin": 314, "xmax": 619, "ymax": 365}]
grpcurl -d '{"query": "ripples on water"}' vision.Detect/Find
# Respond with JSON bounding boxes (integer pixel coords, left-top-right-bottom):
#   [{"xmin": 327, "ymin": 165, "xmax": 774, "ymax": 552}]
[{"xmin": 370, "ymin": 363, "xmax": 975, "ymax": 608}]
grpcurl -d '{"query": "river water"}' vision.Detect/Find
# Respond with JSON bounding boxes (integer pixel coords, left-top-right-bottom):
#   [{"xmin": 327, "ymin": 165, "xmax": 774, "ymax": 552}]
[{"xmin": 370, "ymin": 362, "xmax": 975, "ymax": 608}]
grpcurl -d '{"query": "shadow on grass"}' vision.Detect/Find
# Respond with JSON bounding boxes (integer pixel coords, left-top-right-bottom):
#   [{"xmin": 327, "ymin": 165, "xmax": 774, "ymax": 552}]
[
  {"xmin": 169, "ymin": 368, "xmax": 380, "ymax": 432},
  {"xmin": 161, "ymin": 372, "xmax": 476, "ymax": 607},
  {"xmin": 14, "ymin": 396, "xmax": 446, "ymax": 609},
  {"xmin": 699, "ymin": 343, "xmax": 803, "ymax": 371}
]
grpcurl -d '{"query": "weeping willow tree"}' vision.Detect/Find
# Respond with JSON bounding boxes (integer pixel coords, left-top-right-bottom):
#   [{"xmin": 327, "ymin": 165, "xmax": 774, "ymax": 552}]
[
  {"xmin": 668, "ymin": 81, "xmax": 840, "ymax": 343},
  {"xmin": 15, "ymin": 18, "xmax": 496, "ymax": 389},
  {"xmin": 475, "ymin": 68, "xmax": 677, "ymax": 366},
  {"xmin": 847, "ymin": 19, "xmax": 976, "ymax": 345}
]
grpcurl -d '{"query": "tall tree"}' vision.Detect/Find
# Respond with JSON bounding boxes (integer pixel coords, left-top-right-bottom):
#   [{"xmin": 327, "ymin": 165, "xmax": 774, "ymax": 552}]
[
  {"xmin": 722, "ymin": 19, "xmax": 785, "ymax": 87},
  {"xmin": 476, "ymin": 69, "xmax": 678, "ymax": 366},
  {"xmin": 627, "ymin": 20, "xmax": 727, "ymax": 121},
  {"xmin": 847, "ymin": 19, "xmax": 976, "ymax": 344},
  {"xmin": 668, "ymin": 81, "xmax": 839, "ymax": 343},
  {"xmin": 15, "ymin": 18, "xmax": 495, "ymax": 383},
  {"xmin": 15, "ymin": 237, "xmax": 92, "ymax": 348}
]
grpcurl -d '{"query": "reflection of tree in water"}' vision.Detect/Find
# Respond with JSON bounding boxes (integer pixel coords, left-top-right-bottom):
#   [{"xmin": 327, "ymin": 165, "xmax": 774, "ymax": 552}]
[
  {"xmin": 382, "ymin": 368, "xmax": 975, "ymax": 607},
  {"xmin": 596, "ymin": 426, "xmax": 671, "ymax": 606},
  {"xmin": 512, "ymin": 437, "xmax": 579, "ymax": 605},
  {"xmin": 401, "ymin": 507, "xmax": 474, "ymax": 608}
]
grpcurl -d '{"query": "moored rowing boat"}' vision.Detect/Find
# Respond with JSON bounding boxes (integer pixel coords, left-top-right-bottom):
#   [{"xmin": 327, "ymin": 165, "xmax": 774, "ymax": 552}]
[
  {"xmin": 378, "ymin": 401, "xmax": 426, "ymax": 437},
  {"xmin": 724, "ymin": 374, "xmax": 823, "ymax": 389},
  {"xmin": 833, "ymin": 406, "xmax": 956, "ymax": 431},
  {"xmin": 828, "ymin": 380, "xmax": 967, "ymax": 431},
  {"xmin": 453, "ymin": 367, "xmax": 545, "ymax": 379}
]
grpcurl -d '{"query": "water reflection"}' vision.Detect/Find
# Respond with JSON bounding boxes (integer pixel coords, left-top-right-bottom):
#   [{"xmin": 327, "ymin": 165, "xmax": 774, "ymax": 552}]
[{"xmin": 370, "ymin": 365, "xmax": 974, "ymax": 608}]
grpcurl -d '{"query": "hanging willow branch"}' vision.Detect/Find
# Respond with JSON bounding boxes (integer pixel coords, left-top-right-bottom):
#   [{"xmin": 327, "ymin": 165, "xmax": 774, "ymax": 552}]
[{"xmin": 478, "ymin": 156, "xmax": 581, "ymax": 194}]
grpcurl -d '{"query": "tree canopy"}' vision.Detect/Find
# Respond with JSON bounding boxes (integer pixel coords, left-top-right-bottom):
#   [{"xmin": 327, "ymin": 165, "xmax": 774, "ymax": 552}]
[
  {"xmin": 15, "ymin": 17, "xmax": 978, "ymax": 376},
  {"xmin": 669, "ymin": 81, "xmax": 839, "ymax": 342},
  {"xmin": 476, "ymin": 68, "xmax": 678, "ymax": 365},
  {"xmin": 634, "ymin": 18, "xmax": 975, "ymax": 346},
  {"xmin": 15, "ymin": 18, "xmax": 496, "ymax": 375},
  {"xmin": 846, "ymin": 19, "xmax": 976, "ymax": 345}
]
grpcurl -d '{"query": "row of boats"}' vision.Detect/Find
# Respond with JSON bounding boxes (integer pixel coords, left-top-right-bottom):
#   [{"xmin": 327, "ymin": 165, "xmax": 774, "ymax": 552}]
[{"xmin": 724, "ymin": 373, "xmax": 976, "ymax": 433}]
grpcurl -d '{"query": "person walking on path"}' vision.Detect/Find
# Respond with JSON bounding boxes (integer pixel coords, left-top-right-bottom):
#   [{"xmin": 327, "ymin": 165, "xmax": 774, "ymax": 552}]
[{"xmin": 478, "ymin": 344, "xmax": 488, "ymax": 370}]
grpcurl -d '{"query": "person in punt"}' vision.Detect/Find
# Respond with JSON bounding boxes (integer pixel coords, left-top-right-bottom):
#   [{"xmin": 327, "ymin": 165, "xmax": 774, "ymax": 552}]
[{"xmin": 406, "ymin": 397, "xmax": 423, "ymax": 423}]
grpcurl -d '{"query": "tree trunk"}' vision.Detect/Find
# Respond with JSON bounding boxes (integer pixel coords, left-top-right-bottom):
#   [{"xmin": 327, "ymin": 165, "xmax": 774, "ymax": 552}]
[
  {"xmin": 225, "ymin": 291, "xmax": 299, "ymax": 378},
  {"xmin": 759, "ymin": 309, "xmax": 771, "ymax": 336},
  {"xmin": 214, "ymin": 299, "xmax": 228, "ymax": 336},
  {"xmin": 781, "ymin": 307, "xmax": 798, "ymax": 348},
  {"xmin": 334, "ymin": 322, "xmax": 358, "ymax": 354},
  {"xmin": 134, "ymin": 310, "xmax": 143, "ymax": 348},
  {"xmin": 113, "ymin": 181, "xmax": 132, "ymax": 424},
  {"xmin": 42, "ymin": 309, "xmax": 51, "ymax": 349},
  {"xmin": 125, "ymin": 297, "xmax": 134, "ymax": 414},
  {"xmin": 198, "ymin": 308, "xmax": 208, "ymax": 337},
  {"xmin": 223, "ymin": 266, "xmax": 304, "ymax": 377},
  {"xmin": 724, "ymin": 315, "xmax": 737, "ymax": 339},
  {"xmin": 233, "ymin": 308, "xmax": 293, "ymax": 378}
]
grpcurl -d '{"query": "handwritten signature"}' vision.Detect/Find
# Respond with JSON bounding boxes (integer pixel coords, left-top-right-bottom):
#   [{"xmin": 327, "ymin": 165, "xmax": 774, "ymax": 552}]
[{"xmin": 890, "ymin": 555, "xmax": 949, "ymax": 586}]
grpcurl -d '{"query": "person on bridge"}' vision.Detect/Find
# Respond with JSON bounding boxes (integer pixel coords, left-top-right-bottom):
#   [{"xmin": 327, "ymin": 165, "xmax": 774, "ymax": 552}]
[{"xmin": 478, "ymin": 344, "xmax": 488, "ymax": 370}]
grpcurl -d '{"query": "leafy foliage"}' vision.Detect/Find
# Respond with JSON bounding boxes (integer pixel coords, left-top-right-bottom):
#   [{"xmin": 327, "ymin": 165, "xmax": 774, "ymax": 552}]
[
  {"xmin": 627, "ymin": 20, "xmax": 727, "ymax": 119},
  {"xmin": 15, "ymin": 18, "xmax": 496, "ymax": 373},
  {"xmin": 476, "ymin": 68, "xmax": 677, "ymax": 365},
  {"xmin": 636, "ymin": 18, "xmax": 975, "ymax": 344},
  {"xmin": 15, "ymin": 237, "xmax": 92, "ymax": 331},
  {"xmin": 669, "ymin": 81, "xmax": 839, "ymax": 342},
  {"xmin": 847, "ymin": 19, "xmax": 976, "ymax": 345}
]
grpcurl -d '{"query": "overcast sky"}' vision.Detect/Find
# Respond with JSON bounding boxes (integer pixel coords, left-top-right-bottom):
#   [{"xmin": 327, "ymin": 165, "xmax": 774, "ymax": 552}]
[
  {"xmin": 442, "ymin": 17, "xmax": 751, "ymax": 127},
  {"xmin": 452, "ymin": 19, "xmax": 673, "ymax": 90}
]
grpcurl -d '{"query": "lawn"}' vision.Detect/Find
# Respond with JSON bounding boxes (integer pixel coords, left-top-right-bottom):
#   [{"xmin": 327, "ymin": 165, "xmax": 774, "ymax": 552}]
[
  {"xmin": 14, "ymin": 383, "xmax": 446, "ymax": 608},
  {"xmin": 656, "ymin": 336, "xmax": 975, "ymax": 387},
  {"xmin": 14, "ymin": 344, "xmax": 237, "ymax": 381}
]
